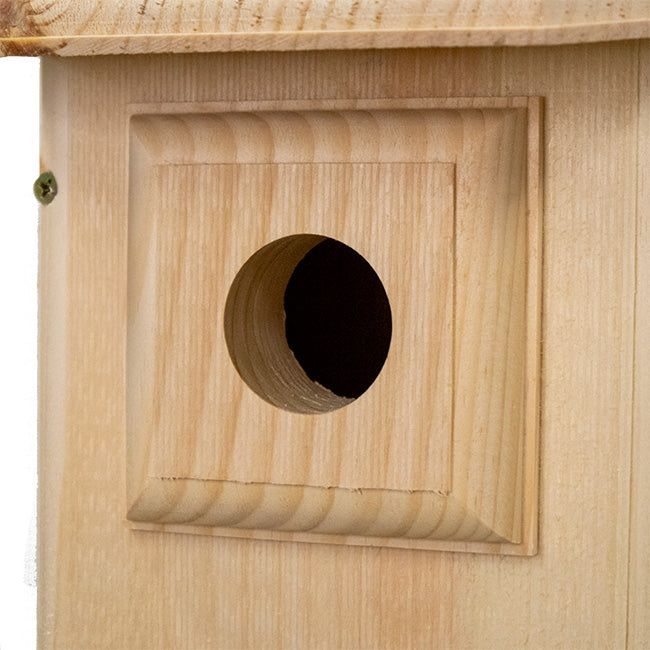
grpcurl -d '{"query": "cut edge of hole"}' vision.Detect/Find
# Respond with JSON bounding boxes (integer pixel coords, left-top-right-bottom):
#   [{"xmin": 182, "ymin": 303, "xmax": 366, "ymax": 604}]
[{"xmin": 224, "ymin": 234, "xmax": 391, "ymax": 414}]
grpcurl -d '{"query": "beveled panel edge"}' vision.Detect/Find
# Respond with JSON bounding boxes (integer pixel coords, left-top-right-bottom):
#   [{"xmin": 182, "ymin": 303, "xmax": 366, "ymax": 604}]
[{"xmin": 125, "ymin": 476, "xmax": 542, "ymax": 556}]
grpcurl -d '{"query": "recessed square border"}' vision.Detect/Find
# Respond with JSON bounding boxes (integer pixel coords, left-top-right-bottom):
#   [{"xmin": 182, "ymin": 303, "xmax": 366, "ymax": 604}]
[{"xmin": 125, "ymin": 96, "xmax": 542, "ymax": 556}]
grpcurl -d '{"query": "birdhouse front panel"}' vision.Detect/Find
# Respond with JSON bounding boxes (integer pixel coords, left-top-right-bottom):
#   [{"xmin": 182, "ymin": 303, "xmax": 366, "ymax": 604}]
[{"xmin": 12, "ymin": 0, "xmax": 647, "ymax": 643}]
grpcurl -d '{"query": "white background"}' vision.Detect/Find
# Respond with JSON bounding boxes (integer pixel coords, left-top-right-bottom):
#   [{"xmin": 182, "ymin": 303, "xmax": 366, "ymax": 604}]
[{"xmin": 0, "ymin": 56, "xmax": 40, "ymax": 649}]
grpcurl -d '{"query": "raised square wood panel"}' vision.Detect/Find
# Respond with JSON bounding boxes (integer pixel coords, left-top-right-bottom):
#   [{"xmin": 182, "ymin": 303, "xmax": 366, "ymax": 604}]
[
  {"xmin": 128, "ymin": 160, "xmax": 454, "ymax": 491},
  {"xmin": 125, "ymin": 99, "xmax": 541, "ymax": 554}
]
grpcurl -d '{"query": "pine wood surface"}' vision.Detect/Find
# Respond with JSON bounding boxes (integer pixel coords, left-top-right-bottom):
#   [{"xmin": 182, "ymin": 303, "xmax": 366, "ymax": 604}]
[
  {"xmin": 1, "ymin": 0, "xmax": 649, "ymax": 56},
  {"xmin": 628, "ymin": 38, "xmax": 650, "ymax": 648},
  {"xmin": 129, "ymin": 158, "xmax": 455, "ymax": 491},
  {"xmin": 124, "ymin": 98, "xmax": 540, "ymax": 554},
  {"xmin": 38, "ymin": 42, "xmax": 647, "ymax": 648}
]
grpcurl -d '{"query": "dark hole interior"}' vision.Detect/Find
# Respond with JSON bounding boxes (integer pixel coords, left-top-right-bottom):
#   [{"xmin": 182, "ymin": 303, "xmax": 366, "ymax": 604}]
[{"xmin": 284, "ymin": 238, "xmax": 392, "ymax": 399}]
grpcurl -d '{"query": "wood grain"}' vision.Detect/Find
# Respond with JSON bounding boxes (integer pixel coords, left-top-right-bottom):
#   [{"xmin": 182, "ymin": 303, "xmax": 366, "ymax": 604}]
[
  {"xmin": 38, "ymin": 43, "xmax": 645, "ymax": 648},
  {"xmin": 125, "ymin": 100, "xmax": 539, "ymax": 551},
  {"xmin": 128, "ymin": 478, "xmax": 506, "ymax": 544},
  {"xmin": 36, "ymin": 54, "xmax": 69, "ymax": 650},
  {"xmin": 628, "ymin": 38, "xmax": 650, "ymax": 648},
  {"xmin": 1, "ymin": 0, "xmax": 649, "ymax": 56},
  {"xmin": 128, "ymin": 157, "xmax": 456, "ymax": 493}
]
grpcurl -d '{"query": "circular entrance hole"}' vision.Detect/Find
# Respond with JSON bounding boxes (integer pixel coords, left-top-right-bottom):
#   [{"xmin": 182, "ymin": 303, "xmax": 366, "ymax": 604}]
[{"xmin": 224, "ymin": 235, "xmax": 392, "ymax": 414}]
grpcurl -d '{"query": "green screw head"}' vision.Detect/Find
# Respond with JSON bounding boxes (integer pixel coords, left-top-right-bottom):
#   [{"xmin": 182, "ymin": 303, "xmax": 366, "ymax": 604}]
[{"xmin": 33, "ymin": 172, "xmax": 58, "ymax": 205}]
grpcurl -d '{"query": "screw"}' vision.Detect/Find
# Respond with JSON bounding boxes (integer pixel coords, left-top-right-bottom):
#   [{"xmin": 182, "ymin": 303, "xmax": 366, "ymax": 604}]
[{"xmin": 33, "ymin": 171, "xmax": 58, "ymax": 205}]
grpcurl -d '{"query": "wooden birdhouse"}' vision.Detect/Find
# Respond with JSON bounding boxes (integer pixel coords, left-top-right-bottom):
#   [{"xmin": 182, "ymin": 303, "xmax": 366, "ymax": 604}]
[{"xmin": 2, "ymin": 1, "xmax": 649, "ymax": 647}]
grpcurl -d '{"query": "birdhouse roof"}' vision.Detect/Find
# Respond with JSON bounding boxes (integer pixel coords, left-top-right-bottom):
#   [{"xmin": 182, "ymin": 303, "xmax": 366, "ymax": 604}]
[{"xmin": 1, "ymin": 0, "xmax": 649, "ymax": 57}]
